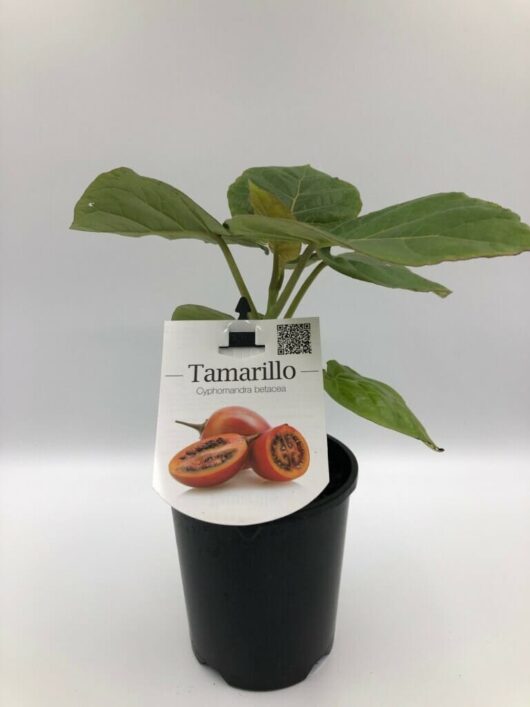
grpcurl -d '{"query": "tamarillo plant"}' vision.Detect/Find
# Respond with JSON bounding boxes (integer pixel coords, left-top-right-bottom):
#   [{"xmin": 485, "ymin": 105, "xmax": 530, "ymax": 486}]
[{"xmin": 71, "ymin": 165, "xmax": 530, "ymax": 451}]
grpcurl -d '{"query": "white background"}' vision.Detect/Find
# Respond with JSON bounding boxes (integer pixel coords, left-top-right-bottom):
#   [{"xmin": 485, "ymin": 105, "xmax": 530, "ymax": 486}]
[{"xmin": 1, "ymin": 1, "xmax": 529, "ymax": 705}]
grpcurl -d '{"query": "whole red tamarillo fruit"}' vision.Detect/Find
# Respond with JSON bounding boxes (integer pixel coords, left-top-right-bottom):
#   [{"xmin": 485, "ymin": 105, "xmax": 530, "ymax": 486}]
[
  {"xmin": 175, "ymin": 406, "xmax": 270, "ymax": 438},
  {"xmin": 168, "ymin": 433, "xmax": 249, "ymax": 487},
  {"xmin": 250, "ymin": 424, "xmax": 310, "ymax": 482}
]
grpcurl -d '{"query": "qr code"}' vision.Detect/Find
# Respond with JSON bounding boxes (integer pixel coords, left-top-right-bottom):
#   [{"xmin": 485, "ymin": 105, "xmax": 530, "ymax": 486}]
[{"xmin": 277, "ymin": 322, "xmax": 312, "ymax": 355}]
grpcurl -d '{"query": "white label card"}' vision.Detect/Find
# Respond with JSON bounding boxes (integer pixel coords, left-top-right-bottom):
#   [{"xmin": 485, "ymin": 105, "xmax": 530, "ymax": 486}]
[{"xmin": 153, "ymin": 317, "xmax": 329, "ymax": 525}]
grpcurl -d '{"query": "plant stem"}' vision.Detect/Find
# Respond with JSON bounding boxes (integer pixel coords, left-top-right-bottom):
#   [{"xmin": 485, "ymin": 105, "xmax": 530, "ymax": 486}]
[
  {"xmin": 213, "ymin": 234, "xmax": 258, "ymax": 317},
  {"xmin": 266, "ymin": 250, "xmax": 283, "ymax": 315},
  {"xmin": 269, "ymin": 245, "xmax": 314, "ymax": 317},
  {"xmin": 285, "ymin": 262, "xmax": 326, "ymax": 317}
]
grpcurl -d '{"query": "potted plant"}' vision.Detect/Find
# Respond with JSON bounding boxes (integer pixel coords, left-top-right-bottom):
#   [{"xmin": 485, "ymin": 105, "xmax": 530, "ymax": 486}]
[{"xmin": 71, "ymin": 165, "xmax": 530, "ymax": 691}]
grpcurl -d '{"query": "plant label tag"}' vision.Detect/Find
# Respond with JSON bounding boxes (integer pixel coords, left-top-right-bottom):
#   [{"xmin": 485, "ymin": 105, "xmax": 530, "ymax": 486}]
[{"xmin": 153, "ymin": 317, "xmax": 329, "ymax": 525}]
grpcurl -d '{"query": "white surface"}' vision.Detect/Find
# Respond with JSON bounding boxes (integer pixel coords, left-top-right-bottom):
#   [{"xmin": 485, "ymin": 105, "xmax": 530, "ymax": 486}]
[{"xmin": 2, "ymin": 448, "xmax": 529, "ymax": 706}]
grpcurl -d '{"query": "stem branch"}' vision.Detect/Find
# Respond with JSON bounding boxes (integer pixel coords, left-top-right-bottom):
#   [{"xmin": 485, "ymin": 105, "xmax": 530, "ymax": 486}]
[
  {"xmin": 266, "ymin": 250, "xmax": 283, "ymax": 315},
  {"xmin": 285, "ymin": 262, "xmax": 326, "ymax": 317},
  {"xmin": 269, "ymin": 245, "xmax": 314, "ymax": 317},
  {"xmin": 213, "ymin": 234, "xmax": 258, "ymax": 317}
]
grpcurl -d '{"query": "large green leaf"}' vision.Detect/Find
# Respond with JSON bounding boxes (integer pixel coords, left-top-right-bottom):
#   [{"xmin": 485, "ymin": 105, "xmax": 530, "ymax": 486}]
[
  {"xmin": 226, "ymin": 214, "xmax": 357, "ymax": 250},
  {"xmin": 70, "ymin": 167, "xmax": 264, "ymax": 249},
  {"xmin": 318, "ymin": 249, "xmax": 451, "ymax": 298},
  {"xmin": 171, "ymin": 304, "xmax": 234, "ymax": 320},
  {"xmin": 228, "ymin": 164, "xmax": 362, "ymax": 226},
  {"xmin": 324, "ymin": 360, "xmax": 442, "ymax": 451},
  {"xmin": 330, "ymin": 193, "xmax": 530, "ymax": 266}
]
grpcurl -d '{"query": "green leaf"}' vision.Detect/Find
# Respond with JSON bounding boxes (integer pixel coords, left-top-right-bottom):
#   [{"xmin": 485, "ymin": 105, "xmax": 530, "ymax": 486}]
[
  {"xmin": 228, "ymin": 164, "xmax": 362, "ymax": 226},
  {"xmin": 330, "ymin": 193, "xmax": 530, "ymax": 266},
  {"xmin": 171, "ymin": 304, "xmax": 234, "ymax": 321},
  {"xmin": 324, "ymin": 360, "xmax": 443, "ymax": 451},
  {"xmin": 70, "ymin": 167, "xmax": 264, "ymax": 250},
  {"xmin": 248, "ymin": 181, "xmax": 301, "ymax": 265},
  {"xmin": 318, "ymin": 249, "xmax": 451, "ymax": 298},
  {"xmin": 226, "ymin": 214, "xmax": 357, "ymax": 250}
]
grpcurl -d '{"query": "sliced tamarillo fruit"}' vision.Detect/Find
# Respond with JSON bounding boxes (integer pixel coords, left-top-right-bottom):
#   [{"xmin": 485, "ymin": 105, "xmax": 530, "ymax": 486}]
[
  {"xmin": 169, "ymin": 433, "xmax": 249, "ymax": 487},
  {"xmin": 175, "ymin": 406, "xmax": 270, "ymax": 438},
  {"xmin": 250, "ymin": 424, "xmax": 310, "ymax": 482}
]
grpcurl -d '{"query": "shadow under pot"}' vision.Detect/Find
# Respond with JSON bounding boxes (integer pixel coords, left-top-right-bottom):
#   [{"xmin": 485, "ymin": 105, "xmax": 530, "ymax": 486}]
[{"xmin": 171, "ymin": 435, "xmax": 358, "ymax": 691}]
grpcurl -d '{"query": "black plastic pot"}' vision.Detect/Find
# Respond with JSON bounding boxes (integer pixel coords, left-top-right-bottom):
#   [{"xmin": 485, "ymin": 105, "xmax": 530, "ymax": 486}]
[{"xmin": 171, "ymin": 435, "xmax": 358, "ymax": 691}]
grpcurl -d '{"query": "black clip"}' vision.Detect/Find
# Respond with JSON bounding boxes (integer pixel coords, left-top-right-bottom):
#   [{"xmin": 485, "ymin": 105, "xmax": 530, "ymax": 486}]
[
  {"xmin": 219, "ymin": 297, "xmax": 262, "ymax": 349},
  {"xmin": 235, "ymin": 296, "xmax": 251, "ymax": 321}
]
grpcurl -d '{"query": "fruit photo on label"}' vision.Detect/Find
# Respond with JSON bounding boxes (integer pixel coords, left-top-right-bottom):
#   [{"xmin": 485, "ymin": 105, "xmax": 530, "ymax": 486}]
[
  {"xmin": 250, "ymin": 424, "xmax": 310, "ymax": 482},
  {"xmin": 168, "ymin": 433, "xmax": 249, "ymax": 488},
  {"xmin": 170, "ymin": 408, "xmax": 311, "ymax": 487},
  {"xmin": 175, "ymin": 406, "xmax": 270, "ymax": 438}
]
